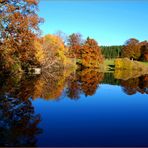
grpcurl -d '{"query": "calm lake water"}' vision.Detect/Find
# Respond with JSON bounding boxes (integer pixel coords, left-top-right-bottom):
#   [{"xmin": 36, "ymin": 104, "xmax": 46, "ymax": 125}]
[{"xmin": 0, "ymin": 69, "xmax": 148, "ymax": 147}]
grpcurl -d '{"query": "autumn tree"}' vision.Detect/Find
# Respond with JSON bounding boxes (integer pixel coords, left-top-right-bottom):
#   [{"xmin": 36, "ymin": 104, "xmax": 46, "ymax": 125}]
[
  {"xmin": 0, "ymin": 0, "xmax": 43, "ymax": 72},
  {"xmin": 67, "ymin": 33, "xmax": 84, "ymax": 58},
  {"xmin": 54, "ymin": 31, "xmax": 68, "ymax": 44},
  {"xmin": 121, "ymin": 38, "xmax": 141, "ymax": 60},
  {"xmin": 41, "ymin": 34, "xmax": 68, "ymax": 70},
  {"xmin": 140, "ymin": 42, "xmax": 148, "ymax": 61},
  {"xmin": 33, "ymin": 38, "xmax": 45, "ymax": 66},
  {"xmin": 81, "ymin": 37, "xmax": 103, "ymax": 68}
]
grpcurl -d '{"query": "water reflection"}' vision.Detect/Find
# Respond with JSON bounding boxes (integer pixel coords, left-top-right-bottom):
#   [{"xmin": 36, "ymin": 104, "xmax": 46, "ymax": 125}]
[
  {"xmin": 80, "ymin": 69, "xmax": 104, "ymax": 96},
  {"xmin": 0, "ymin": 96, "xmax": 42, "ymax": 146},
  {"xmin": 0, "ymin": 74, "xmax": 42, "ymax": 146},
  {"xmin": 0, "ymin": 69, "xmax": 148, "ymax": 101},
  {"xmin": 0, "ymin": 69, "xmax": 148, "ymax": 146},
  {"xmin": 67, "ymin": 69, "xmax": 104, "ymax": 99},
  {"xmin": 121, "ymin": 75, "xmax": 148, "ymax": 95},
  {"xmin": 102, "ymin": 72, "xmax": 120, "ymax": 85}
]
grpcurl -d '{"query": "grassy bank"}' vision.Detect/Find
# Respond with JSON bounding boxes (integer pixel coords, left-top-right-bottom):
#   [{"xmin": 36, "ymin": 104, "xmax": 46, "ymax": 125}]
[
  {"xmin": 115, "ymin": 58, "xmax": 148, "ymax": 70},
  {"xmin": 104, "ymin": 59, "xmax": 115, "ymax": 72},
  {"xmin": 140, "ymin": 61, "xmax": 148, "ymax": 65},
  {"xmin": 104, "ymin": 58, "xmax": 148, "ymax": 72}
]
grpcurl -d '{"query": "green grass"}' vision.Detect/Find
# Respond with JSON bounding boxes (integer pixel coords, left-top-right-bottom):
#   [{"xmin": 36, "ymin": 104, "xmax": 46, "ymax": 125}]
[
  {"xmin": 104, "ymin": 59, "xmax": 115, "ymax": 66},
  {"xmin": 104, "ymin": 59, "xmax": 148, "ymax": 67},
  {"xmin": 104, "ymin": 59, "xmax": 115, "ymax": 72},
  {"xmin": 141, "ymin": 62, "xmax": 148, "ymax": 65},
  {"xmin": 104, "ymin": 59, "xmax": 148, "ymax": 72}
]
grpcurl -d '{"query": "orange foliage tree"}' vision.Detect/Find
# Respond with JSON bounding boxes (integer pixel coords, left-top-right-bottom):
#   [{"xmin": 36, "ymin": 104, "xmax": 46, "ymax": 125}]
[
  {"xmin": 140, "ymin": 42, "xmax": 148, "ymax": 61},
  {"xmin": 121, "ymin": 38, "xmax": 141, "ymax": 60},
  {"xmin": 81, "ymin": 37, "xmax": 103, "ymax": 68},
  {"xmin": 0, "ymin": 0, "xmax": 43, "ymax": 72},
  {"xmin": 67, "ymin": 33, "xmax": 84, "ymax": 58}
]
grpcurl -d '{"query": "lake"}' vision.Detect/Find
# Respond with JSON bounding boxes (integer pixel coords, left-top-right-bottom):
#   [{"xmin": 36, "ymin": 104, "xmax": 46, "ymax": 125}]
[{"xmin": 0, "ymin": 69, "xmax": 148, "ymax": 147}]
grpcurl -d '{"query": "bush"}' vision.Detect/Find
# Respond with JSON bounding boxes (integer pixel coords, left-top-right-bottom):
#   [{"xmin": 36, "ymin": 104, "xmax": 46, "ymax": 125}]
[{"xmin": 115, "ymin": 58, "xmax": 142, "ymax": 70}]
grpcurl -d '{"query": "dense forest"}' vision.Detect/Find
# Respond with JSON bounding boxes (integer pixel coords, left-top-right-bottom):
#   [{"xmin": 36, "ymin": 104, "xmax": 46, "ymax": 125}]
[
  {"xmin": 101, "ymin": 39, "xmax": 148, "ymax": 61},
  {"xmin": 101, "ymin": 45, "xmax": 122, "ymax": 59}
]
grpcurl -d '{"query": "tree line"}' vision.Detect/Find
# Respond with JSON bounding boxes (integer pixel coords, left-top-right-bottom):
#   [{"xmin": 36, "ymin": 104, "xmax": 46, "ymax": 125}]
[
  {"xmin": 0, "ymin": 0, "xmax": 104, "ymax": 74},
  {"xmin": 121, "ymin": 38, "xmax": 148, "ymax": 61},
  {"xmin": 0, "ymin": 0, "xmax": 148, "ymax": 75},
  {"xmin": 67, "ymin": 33, "xmax": 103, "ymax": 68},
  {"xmin": 101, "ymin": 45, "xmax": 122, "ymax": 59},
  {"xmin": 101, "ymin": 39, "xmax": 148, "ymax": 61}
]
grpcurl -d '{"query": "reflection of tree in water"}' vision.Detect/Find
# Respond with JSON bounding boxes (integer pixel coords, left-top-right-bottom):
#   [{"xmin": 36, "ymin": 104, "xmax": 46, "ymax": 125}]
[
  {"xmin": 121, "ymin": 78, "xmax": 139, "ymax": 95},
  {"xmin": 0, "ymin": 67, "xmax": 105, "ymax": 101},
  {"xmin": 34, "ymin": 68, "xmax": 104, "ymax": 100},
  {"xmin": 32, "ymin": 68, "xmax": 73, "ymax": 100},
  {"xmin": 80, "ymin": 69, "xmax": 104, "ymax": 96},
  {"xmin": 0, "ymin": 67, "xmax": 74, "ymax": 101},
  {"xmin": 121, "ymin": 75, "xmax": 148, "ymax": 95},
  {"xmin": 1, "ymin": 69, "xmax": 147, "ymax": 101},
  {"xmin": 0, "ymin": 74, "xmax": 42, "ymax": 146},
  {"xmin": 139, "ymin": 75, "xmax": 148, "ymax": 94},
  {"xmin": 0, "ymin": 73, "xmax": 38, "ymax": 101},
  {"xmin": 67, "ymin": 69, "xmax": 104, "ymax": 99},
  {"xmin": 66, "ymin": 72, "xmax": 81, "ymax": 100},
  {"xmin": 0, "ymin": 96, "xmax": 42, "ymax": 146},
  {"xmin": 102, "ymin": 73, "xmax": 120, "ymax": 86}
]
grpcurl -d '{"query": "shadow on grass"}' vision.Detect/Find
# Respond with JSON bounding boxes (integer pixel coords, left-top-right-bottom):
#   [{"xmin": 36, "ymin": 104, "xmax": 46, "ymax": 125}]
[{"xmin": 108, "ymin": 64, "xmax": 115, "ymax": 71}]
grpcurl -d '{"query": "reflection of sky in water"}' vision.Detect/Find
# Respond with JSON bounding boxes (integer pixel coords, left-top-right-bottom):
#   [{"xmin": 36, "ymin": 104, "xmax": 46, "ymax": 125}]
[{"xmin": 32, "ymin": 84, "xmax": 148, "ymax": 147}]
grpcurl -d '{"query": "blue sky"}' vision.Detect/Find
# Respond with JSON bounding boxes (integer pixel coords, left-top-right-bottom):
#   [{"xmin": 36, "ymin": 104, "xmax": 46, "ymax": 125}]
[{"xmin": 38, "ymin": 1, "xmax": 148, "ymax": 45}]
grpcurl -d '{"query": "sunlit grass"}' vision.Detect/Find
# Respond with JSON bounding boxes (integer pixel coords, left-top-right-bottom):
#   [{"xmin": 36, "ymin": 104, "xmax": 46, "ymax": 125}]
[
  {"xmin": 141, "ymin": 62, "xmax": 148, "ymax": 65},
  {"xmin": 104, "ymin": 59, "xmax": 148, "ymax": 72},
  {"xmin": 104, "ymin": 59, "xmax": 115, "ymax": 72},
  {"xmin": 104, "ymin": 59, "xmax": 115, "ymax": 66}
]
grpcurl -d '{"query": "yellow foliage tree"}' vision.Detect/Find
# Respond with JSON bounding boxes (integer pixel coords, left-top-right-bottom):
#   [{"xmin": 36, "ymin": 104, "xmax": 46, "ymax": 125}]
[
  {"xmin": 41, "ymin": 34, "xmax": 68, "ymax": 69},
  {"xmin": 33, "ymin": 38, "xmax": 45, "ymax": 66}
]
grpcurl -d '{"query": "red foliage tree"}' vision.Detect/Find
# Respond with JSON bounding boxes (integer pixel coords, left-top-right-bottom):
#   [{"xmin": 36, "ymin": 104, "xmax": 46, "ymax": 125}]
[
  {"xmin": 67, "ymin": 33, "xmax": 83, "ymax": 58},
  {"xmin": 81, "ymin": 37, "xmax": 103, "ymax": 68},
  {"xmin": 121, "ymin": 38, "xmax": 141, "ymax": 60},
  {"xmin": 140, "ymin": 42, "xmax": 148, "ymax": 61}
]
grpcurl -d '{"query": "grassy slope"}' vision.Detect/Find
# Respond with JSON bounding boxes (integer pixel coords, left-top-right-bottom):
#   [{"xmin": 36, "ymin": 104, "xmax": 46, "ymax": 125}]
[
  {"xmin": 140, "ymin": 61, "xmax": 148, "ymax": 65},
  {"xmin": 104, "ymin": 59, "xmax": 148, "ymax": 72},
  {"xmin": 104, "ymin": 59, "xmax": 148, "ymax": 67},
  {"xmin": 104, "ymin": 59, "xmax": 115, "ymax": 72}
]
